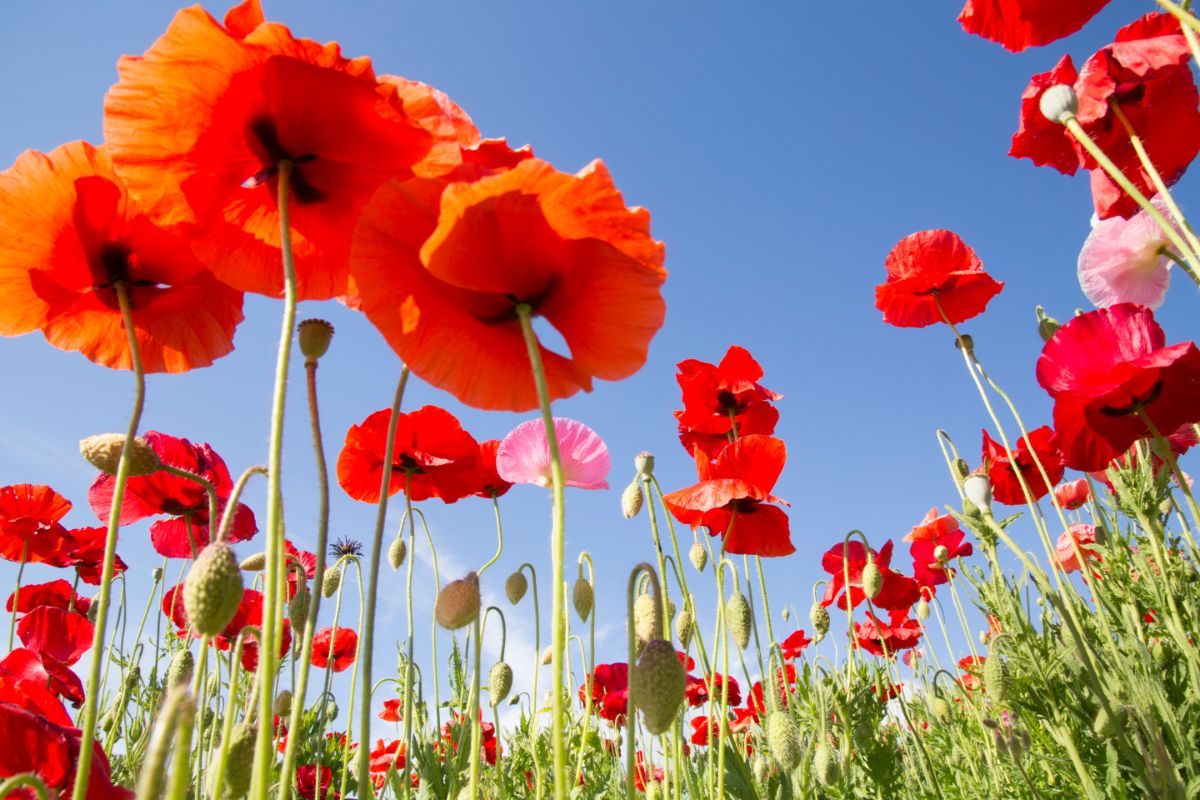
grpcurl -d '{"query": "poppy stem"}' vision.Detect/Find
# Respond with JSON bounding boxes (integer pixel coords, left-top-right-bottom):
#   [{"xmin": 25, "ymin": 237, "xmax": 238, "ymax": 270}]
[
  {"xmin": 467, "ymin": 611, "xmax": 483, "ymax": 800},
  {"xmin": 341, "ymin": 559, "xmax": 367, "ymax": 800},
  {"xmin": 7, "ymin": 542, "xmax": 27, "ymax": 649},
  {"xmin": 72, "ymin": 280, "xmax": 145, "ymax": 800},
  {"xmin": 418, "ymin": 508, "xmax": 444, "ymax": 735},
  {"xmin": 399, "ymin": 473, "xmax": 418, "ymax": 799},
  {"xmin": 0, "ymin": 774, "xmax": 50, "ymax": 800},
  {"xmin": 479, "ymin": 493, "xmax": 504, "ymax": 576},
  {"xmin": 514, "ymin": 303, "xmax": 569, "ymax": 800},
  {"xmin": 573, "ymin": 553, "xmax": 595, "ymax": 786},
  {"xmin": 157, "ymin": 464, "xmax": 219, "ymax": 547},
  {"xmin": 515, "ymin": 561, "xmax": 543, "ymax": 799}
]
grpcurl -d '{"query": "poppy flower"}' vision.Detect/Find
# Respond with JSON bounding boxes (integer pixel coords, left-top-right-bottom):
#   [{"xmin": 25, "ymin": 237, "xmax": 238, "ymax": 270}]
[
  {"xmin": 163, "ymin": 585, "xmax": 264, "ymax": 648},
  {"xmin": 6, "ymin": 580, "xmax": 91, "ymax": 617},
  {"xmin": 17, "ymin": 606, "xmax": 94, "ymax": 667},
  {"xmin": 378, "ymin": 698, "xmax": 402, "ymax": 722},
  {"xmin": 674, "ymin": 346, "xmax": 781, "ymax": 458},
  {"xmin": 311, "ymin": 627, "xmax": 358, "ymax": 672},
  {"xmin": 0, "ymin": 141, "xmax": 244, "ymax": 372},
  {"xmin": 450, "ymin": 439, "xmax": 514, "ymax": 499},
  {"xmin": 283, "ymin": 538, "xmax": 317, "ymax": 599},
  {"xmin": 958, "ymin": 655, "xmax": 986, "ymax": 692},
  {"xmin": 1056, "ymin": 524, "xmax": 1102, "ymax": 573},
  {"xmin": 295, "ymin": 764, "xmax": 338, "ymax": 800},
  {"xmin": 633, "ymin": 752, "xmax": 664, "ymax": 793},
  {"xmin": 0, "ymin": 650, "xmax": 76, "ymax": 724},
  {"xmin": 982, "ymin": 426, "xmax": 1064, "ymax": 505},
  {"xmin": 874, "ymin": 230, "xmax": 1003, "ymax": 328},
  {"xmin": 368, "ymin": 739, "xmax": 407, "ymax": 789},
  {"xmin": 903, "ymin": 508, "xmax": 959, "ymax": 544},
  {"xmin": 102, "ymin": 5, "xmax": 458, "ymax": 301},
  {"xmin": 580, "ymin": 662, "xmax": 629, "ymax": 724},
  {"xmin": 1036, "ymin": 304, "xmax": 1200, "ymax": 471},
  {"xmin": 351, "ymin": 157, "xmax": 667, "ymax": 411},
  {"xmin": 0, "ymin": 702, "xmax": 132, "ymax": 799},
  {"xmin": 910, "ymin": 529, "xmax": 974, "ymax": 590},
  {"xmin": 1055, "ymin": 478, "xmax": 1091, "ymax": 510},
  {"xmin": 336, "ymin": 405, "xmax": 478, "ymax": 504},
  {"xmin": 662, "ymin": 435, "xmax": 794, "ymax": 557},
  {"xmin": 89, "ymin": 431, "xmax": 257, "ymax": 558},
  {"xmin": 1009, "ymin": 55, "xmax": 1083, "ymax": 175},
  {"xmin": 958, "ymin": 0, "xmax": 1111, "ymax": 52},
  {"xmin": 684, "ymin": 672, "xmax": 740, "ymax": 708},
  {"xmin": 689, "ymin": 716, "xmax": 718, "ymax": 746},
  {"xmin": 746, "ymin": 664, "xmax": 799, "ymax": 720},
  {"xmin": 0, "ymin": 484, "xmax": 74, "ymax": 564},
  {"xmin": 496, "ymin": 418, "xmax": 611, "ymax": 490},
  {"xmin": 1079, "ymin": 200, "xmax": 1176, "ymax": 310},
  {"xmin": 62, "ymin": 526, "xmax": 129, "ymax": 586},
  {"xmin": 820, "ymin": 540, "xmax": 920, "ymax": 612},
  {"xmin": 240, "ymin": 619, "xmax": 291, "ymax": 673},
  {"xmin": 779, "ymin": 629, "xmax": 813, "ymax": 660},
  {"xmin": 854, "ymin": 610, "xmax": 923, "ymax": 658}
]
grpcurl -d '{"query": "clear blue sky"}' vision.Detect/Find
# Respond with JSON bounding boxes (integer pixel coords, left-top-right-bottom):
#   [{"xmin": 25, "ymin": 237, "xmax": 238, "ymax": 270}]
[{"xmin": 0, "ymin": 0, "xmax": 1186, "ymax": 730}]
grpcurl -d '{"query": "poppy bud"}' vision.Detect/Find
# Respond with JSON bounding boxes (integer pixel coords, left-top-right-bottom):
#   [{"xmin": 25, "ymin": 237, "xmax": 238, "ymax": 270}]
[
  {"xmin": 813, "ymin": 742, "xmax": 840, "ymax": 786},
  {"xmin": 644, "ymin": 781, "xmax": 661, "ymax": 800},
  {"xmin": 297, "ymin": 318, "xmax": 335, "ymax": 363},
  {"xmin": 272, "ymin": 691, "xmax": 294, "ymax": 718},
  {"xmin": 1093, "ymin": 705, "xmax": 1127, "ymax": 738},
  {"xmin": 138, "ymin": 690, "xmax": 194, "ymax": 800},
  {"xmin": 573, "ymin": 577, "xmax": 594, "ymax": 621},
  {"xmin": 435, "ymin": 572, "xmax": 481, "ymax": 630},
  {"xmin": 240, "ymin": 552, "xmax": 266, "ymax": 571},
  {"xmin": 767, "ymin": 711, "xmax": 802, "ymax": 771},
  {"xmin": 726, "ymin": 591, "xmax": 753, "ymax": 651},
  {"xmin": 80, "ymin": 433, "xmax": 161, "ymax": 477},
  {"xmin": 953, "ymin": 458, "xmax": 971, "ymax": 481},
  {"xmin": 124, "ymin": 665, "xmax": 142, "ymax": 693},
  {"xmin": 963, "ymin": 473, "xmax": 992, "ymax": 515},
  {"xmin": 1036, "ymin": 306, "xmax": 1061, "ymax": 343},
  {"xmin": 689, "ymin": 540, "xmax": 708, "ymax": 573},
  {"xmin": 388, "ymin": 536, "xmax": 407, "ymax": 570},
  {"xmin": 984, "ymin": 655, "xmax": 1011, "ymax": 705},
  {"xmin": 322, "ymin": 565, "xmax": 343, "ymax": 598},
  {"xmin": 810, "ymin": 602, "xmax": 830, "ymax": 643},
  {"xmin": 630, "ymin": 639, "xmax": 686, "ymax": 736},
  {"xmin": 489, "ymin": 661, "xmax": 513, "ymax": 703},
  {"xmin": 675, "ymin": 606, "xmax": 694, "ymax": 649},
  {"xmin": 184, "ymin": 542, "xmax": 244, "ymax": 636},
  {"xmin": 916, "ymin": 598, "xmax": 930, "ymax": 621},
  {"xmin": 1039, "ymin": 84, "xmax": 1078, "ymax": 124},
  {"xmin": 752, "ymin": 756, "xmax": 769, "ymax": 785},
  {"xmin": 781, "ymin": 606, "xmax": 791, "ymax": 621},
  {"xmin": 540, "ymin": 646, "xmax": 554, "ymax": 666},
  {"xmin": 325, "ymin": 699, "xmax": 339, "ymax": 721},
  {"xmin": 208, "ymin": 721, "xmax": 256, "ymax": 800},
  {"xmin": 635, "ymin": 451, "xmax": 655, "ymax": 477},
  {"xmin": 933, "ymin": 545, "xmax": 949, "ymax": 565},
  {"xmin": 167, "ymin": 649, "xmax": 194, "ymax": 693},
  {"xmin": 505, "ymin": 571, "xmax": 528, "ymax": 604},
  {"xmin": 955, "ymin": 334, "xmax": 974, "ymax": 355},
  {"xmin": 634, "ymin": 593, "xmax": 661, "ymax": 644},
  {"xmin": 289, "ymin": 584, "xmax": 310, "ymax": 634},
  {"xmin": 861, "ymin": 559, "xmax": 883, "ymax": 600},
  {"xmin": 152, "ymin": 567, "xmax": 164, "ymax": 582},
  {"xmin": 929, "ymin": 696, "xmax": 950, "ymax": 721},
  {"xmin": 621, "ymin": 480, "xmax": 644, "ymax": 519}
]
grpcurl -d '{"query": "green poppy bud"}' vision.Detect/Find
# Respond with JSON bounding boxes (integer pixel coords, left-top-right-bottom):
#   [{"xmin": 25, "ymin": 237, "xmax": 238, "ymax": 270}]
[
  {"xmin": 183, "ymin": 542, "xmax": 244, "ymax": 636},
  {"xmin": 631, "ymin": 639, "xmax": 686, "ymax": 736}
]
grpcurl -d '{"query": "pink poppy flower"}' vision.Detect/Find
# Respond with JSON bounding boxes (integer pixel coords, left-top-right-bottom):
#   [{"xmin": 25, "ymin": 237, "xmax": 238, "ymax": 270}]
[
  {"xmin": 496, "ymin": 418, "xmax": 610, "ymax": 490},
  {"xmin": 1078, "ymin": 202, "xmax": 1175, "ymax": 310},
  {"xmin": 1054, "ymin": 478, "xmax": 1091, "ymax": 510},
  {"xmin": 1056, "ymin": 524, "xmax": 1102, "ymax": 574}
]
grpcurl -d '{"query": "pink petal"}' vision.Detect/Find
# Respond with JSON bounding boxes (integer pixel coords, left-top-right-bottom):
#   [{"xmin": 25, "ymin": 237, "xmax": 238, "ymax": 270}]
[
  {"xmin": 1078, "ymin": 203, "xmax": 1173, "ymax": 310},
  {"xmin": 497, "ymin": 418, "xmax": 610, "ymax": 491}
]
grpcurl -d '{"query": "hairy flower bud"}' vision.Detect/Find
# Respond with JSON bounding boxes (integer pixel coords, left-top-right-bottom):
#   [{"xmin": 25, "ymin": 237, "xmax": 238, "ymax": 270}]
[
  {"xmin": 289, "ymin": 583, "xmax": 310, "ymax": 635},
  {"xmin": 322, "ymin": 564, "xmax": 343, "ymax": 598},
  {"xmin": 953, "ymin": 458, "xmax": 971, "ymax": 481},
  {"xmin": 929, "ymin": 696, "xmax": 951, "ymax": 721},
  {"xmin": 166, "ymin": 649, "xmax": 194, "ymax": 693},
  {"xmin": 388, "ymin": 536, "xmax": 407, "ymax": 570},
  {"xmin": 573, "ymin": 577, "xmax": 594, "ymax": 620},
  {"xmin": 916, "ymin": 598, "xmax": 930, "ymax": 621},
  {"xmin": 80, "ymin": 433, "xmax": 160, "ymax": 477},
  {"xmin": 436, "ymin": 572, "xmax": 481, "ymax": 630},
  {"xmin": 813, "ymin": 742, "xmax": 840, "ymax": 786},
  {"xmin": 810, "ymin": 602, "xmax": 830, "ymax": 643},
  {"xmin": 239, "ymin": 552, "xmax": 266, "ymax": 572},
  {"xmin": 767, "ymin": 711, "xmax": 802, "ymax": 771},
  {"xmin": 631, "ymin": 639, "xmax": 686, "ymax": 735},
  {"xmin": 184, "ymin": 542, "xmax": 244, "ymax": 636},
  {"xmin": 675, "ymin": 607, "xmax": 694, "ymax": 649},
  {"xmin": 621, "ymin": 480, "xmax": 644, "ymax": 519},
  {"xmin": 689, "ymin": 540, "xmax": 708, "ymax": 572},
  {"xmin": 861, "ymin": 559, "xmax": 883, "ymax": 600},
  {"xmin": 1036, "ymin": 306, "xmax": 1061, "ymax": 343},
  {"xmin": 208, "ymin": 722, "xmax": 256, "ymax": 799},
  {"xmin": 541, "ymin": 646, "xmax": 553, "ymax": 666},
  {"xmin": 505, "ymin": 571, "xmax": 528, "ymax": 604},
  {"xmin": 726, "ymin": 591, "xmax": 753, "ymax": 651},
  {"xmin": 634, "ymin": 593, "xmax": 661, "ymax": 644},
  {"xmin": 984, "ymin": 655, "xmax": 1011, "ymax": 705},
  {"xmin": 1039, "ymin": 84, "xmax": 1078, "ymax": 124},
  {"xmin": 489, "ymin": 661, "xmax": 513, "ymax": 703},
  {"xmin": 297, "ymin": 318, "xmax": 335, "ymax": 362}
]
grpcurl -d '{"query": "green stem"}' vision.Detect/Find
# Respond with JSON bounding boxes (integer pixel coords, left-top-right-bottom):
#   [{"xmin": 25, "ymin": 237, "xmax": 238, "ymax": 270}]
[
  {"xmin": 7, "ymin": 544, "xmax": 27, "ymax": 649},
  {"xmin": 399, "ymin": 486, "xmax": 418, "ymax": 798},
  {"xmin": 626, "ymin": 563, "xmax": 659, "ymax": 800},
  {"xmin": 467, "ymin": 611, "xmax": 483, "ymax": 799},
  {"xmin": 479, "ymin": 494, "xmax": 505, "ymax": 576},
  {"xmin": 519, "ymin": 561, "xmax": 543, "ymax": 800},
  {"xmin": 0, "ymin": 774, "xmax": 50, "ymax": 800},
  {"xmin": 573, "ymin": 553, "xmax": 595, "ymax": 786}
]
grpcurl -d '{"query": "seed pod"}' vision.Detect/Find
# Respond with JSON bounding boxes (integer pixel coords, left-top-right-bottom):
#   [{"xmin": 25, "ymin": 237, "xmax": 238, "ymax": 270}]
[
  {"xmin": 634, "ymin": 593, "xmax": 661, "ymax": 644},
  {"xmin": 183, "ymin": 542, "xmax": 244, "ymax": 636},
  {"xmin": 984, "ymin": 655, "xmax": 1011, "ymax": 705},
  {"xmin": 916, "ymin": 598, "xmax": 930, "ymax": 621},
  {"xmin": 1039, "ymin": 84, "xmax": 1078, "ymax": 124},
  {"xmin": 635, "ymin": 451, "xmax": 655, "ymax": 477},
  {"xmin": 273, "ymin": 691, "xmax": 293, "ymax": 718},
  {"xmin": 726, "ymin": 591, "xmax": 752, "ymax": 651},
  {"xmin": 541, "ymin": 646, "xmax": 554, "ymax": 666},
  {"xmin": 208, "ymin": 721, "xmax": 257, "ymax": 799},
  {"xmin": 505, "ymin": 571, "xmax": 528, "ymax": 604},
  {"xmin": 166, "ymin": 649, "xmax": 194, "ymax": 693},
  {"xmin": 674, "ymin": 607, "xmax": 694, "ymax": 649},
  {"xmin": 297, "ymin": 318, "xmax": 335, "ymax": 362},
  {"xmin": 813, "ymin": 742, "xmax": 840, "ymax": 786},
  {"xmin": 689, "ymin": 540, "xmax": 708, "ymax": 573},
  {"xmin": 573, "ymin": 577, "xmax": 594, "ymax": 621},
  {"xmin": 630, "ymin": 639, "xmax": 686, "ymax": 735},
  {"xmin": 810, "ymin": 602, "xmax": 830, "ymax": 642},
  {"xmin": 621, "ymin": 480, "xmax": 644, "ymax": 519},
  {"xmin": 1093, "ymin": 705, "xmax": 1127, "ymax": 738},
  {"xmin": 322, "ymin": 564, "xmax": 343, "ymax": 598},
  {"xmin": 861, "ymin": 560, "xmax": 883, "ymax": 600},
  {"xmin": 933, "ymin": 545, "xmax": 949, "ymax": 565},
  {"xmin": 151, "ymin": 567, "xmax": 164, "ymax": 582},
  {"xmin": 489, "ymin": 661, "xmax": 513, "ymax": 703},
  {"xmin": 435, "ymin": 572, "xmax": 481, "ymax": 630},
  {"xmin": 388, "ymin": 536, "xmax": 407, "ymax": 570},
  {"xmin": 80, "ymin": 433, "xmax": 160, "ymax": 477},
  {"xmin": 767, "ymin": 711, "xmax": 802, "ymax": 771},
  {"xmin": 239, "ymin": 552, "xmax": 266, "ymax": 572}
]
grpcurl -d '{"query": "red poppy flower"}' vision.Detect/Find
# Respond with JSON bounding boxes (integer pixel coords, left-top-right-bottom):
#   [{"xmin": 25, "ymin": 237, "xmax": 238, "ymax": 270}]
[
  {"xmin": 821, "ymin": 540, "xmax": 920, "ymax": 613},
  {"xmin": 0, "ymin": 649, "xmax": 81, "ymax": 720},
  {"xmin": 633, "ymin": 752, "xmax": 664, "ymax": 793},
  {"xmin": 90, "ymin": 431, "xmax": 257, "ymax": 558},
  {"xmin": 874, "ymin": 230, "xmax": 1003, "ymax": 328},
  {"xmin": 662, "ymin": 435, "xmax": 793, "ymax": 557},
  {"xmin": 746, "ymin": 664, "xmax": 798, "ymax": 720},
  {"xmin": 62, "ymin": 526, "xmax": 129, "ymax": 586},
  {"xmin": 1036, "ymin": 304, "xmax": 1200, "ymax": 471},
  {"xmin": 283, "ymin": 538, "xmax": 317, "ymax": 599},
  {"xmin": 295, "ymin": 764, "xmax": 338, "ymax": 800},
  {"xmin": 241, "ymin": 619, "xmax": 291, "ymax": 673},
  {"xmin": 378, "ymin": 698, "xmax": 402, "ymax": 722},
  {"xmin": 958, "ymin": 0, "xmax": 1111, "ymax": 52},
  {"xmin": 958, "ymin": 655, "xmax": 986, "ymax": 691},
  {"xmin": 311, "ymin": 627, "xmax": 358, "ymax": 672},
  {"xmin": 580, "ymin": 662, "xmax": 629, "ymax": 724},
  {"xmin": 1010, "ymin": 16, "xmax": 1200, "ymax": 220},
  {"xmin": 0, "ymin": 484, "xmax": 74, "ymax": 564},
  {"xmin": 102, "ymin": 6, "xmax": 459, "ymax": 301},
  {"xmin": 983, "ymin": 426, "xmax": 1065, "ymax": 506},
  {"xmin": 448, "ymin": 440, "xmax": 514, "ymax": 500},
  {"xmin": 1056, "ymin": 524, "xmax": 1102, "ymax": 574},
  {"xmin": 7, "ymin": 580, "xmax": 91, "ymax": 617},
  {"xmin": 439, "ymin": 710, "xmax": 500, "ymax": 765},
  {"xmin": 674, "ymin": 346, "xmax": 781, "ymax": 458},
  {"xmin": 854, "ymin": 610, "xmax": 922, "ymax": 658},
  {"xmin": 1054, "ymin": 478, "xmax": 1091, "ymax": 510},
  {"xmin": 368, "ymin": 739, "xmax": 407, "ymax": 789},
  {"xmin": 910, "ymin": 529, "xmax": 974, "ymax": 590},
  {"xmin": 336, "ymin": 406, "xmax": 478, "ymax": 504},
  {"xmin": 17, "ymin": 606, "xmax": 94, "ymax": 667},
  {"xmin": 689, "ymin": 715, "xmax": 717, "ymax": 746},
  {"xmin": 0, "ymin": 141, "xmax": 244, "ymax": 372},
  {"xmin": 684, "ymin": 672, "xmax": 741, "ymax": 708},
  {"xmin": 903, "ymin": 508, "xmax": 959, "ymax": 544},
  {"xmin": 0, "ymin": 702, "xmax": 132, "ymax": 800},
  {"xmin": 779, "ymin": 629, "xmax": 813, "ymax": 660},
  {"xmin": 351, "ymin": 156, "xmax": 667, "ymax": 411},
  {"xmin": 162, "ymin": 585, "xmax": 264, "ymax": 648}
]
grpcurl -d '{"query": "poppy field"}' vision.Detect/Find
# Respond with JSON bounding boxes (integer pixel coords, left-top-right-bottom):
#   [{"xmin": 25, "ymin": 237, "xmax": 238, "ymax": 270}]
[{"xmin": 5, "ymin": 0, "xmax": 1200, "ymax": 798}]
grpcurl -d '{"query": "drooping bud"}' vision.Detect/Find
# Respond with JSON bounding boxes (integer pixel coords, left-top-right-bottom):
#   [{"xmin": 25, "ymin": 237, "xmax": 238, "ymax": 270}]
[
  {"xmin": 573, "ymin": 577, "xmax": 594, "ymax": 621},
  {"xmin": 861, "ymin": 559, "xmax": 883, "ymax": 600},
  {"xmin": 297, "ymin": 318, "xmax": 335, "ymax": 363},
  {"xmin": 183, "ymin": 542, "xmax": 244, "ymax": 636},
  {"xmin": 1039, "ymin": 84, "xmax": 1078, "ymax": 124},
  {"xmin": 929, "ymin": 696, "xmax": 951, "ymax": 721},
  {"xmin": 963, "ymin": 473, "xmax": 993, "ymax": 515},
  {"xmin": 435, "ymin": 572, "xmax": 481, "ymax": 630},
  {"xmin": 674, "ymin": 607, "xmax": 694, "ymax": 649},
  {"xmin": 151, "ymin": 567, "xmax": 164, "ymax": 582},
  {"xmin": 766, "ymin": 711, "xmax": 802, "ymax": 771},
  {"xmin": 809, "ymin": 602, "xmax": 830, "ymax": 643},
  {"xmin": 752, "ymin": 756, "xmax": 769, "ymax": 785},
  {"xmin": 635, "ymin": 451, "xmax": 655, "ymax": 477},
  {"xmin": 166, "ymin": 649, "xmax": 194, "ymax": 693},
  {"xmin": 916, "ymin": 597, "xmax": 930, "ymax": 621},
  {"xmin": 80, "ymin": 433, "xmax": 160, "ymax": 477},
  {"xmin": 207, "ymin": 721, "xmax": 257, "ymax": 799},
  {"xmin": 689, "ymin": 540, "xmax": 708, "ymax": 572},
  {"xmin": 239, "ymin": 552, "xmax": 266, "ymax": 572},
  {"xmin": 953, "ymin": 458, "xmax": 971, "ymax": 482},
  {"xmin": 781, "ymin": 606, "xmax": 791, "ymax": 622},
  {"xmin": 630, "ymin": 639, "xmax": 686, "ymax": 736},
  {"xmin": 984, "ymin": 655, "xmax": 1011, "ymax": 706},
  {"xmin": 726, "ymin": 591, "xmax": 753, "ymax": 651},
  {"xmin": 812, "ymin": 742, "xmax": 840, "ymax": 786},
  {"xmin": 505, "ymin": 571, "xmax": 528, "ymax": 604},
  {"xmin": 955, "ymin": 333, "xmax": 974, "ymax": 355},
  {"xmin": 273, "ymin": 691, "xmax": 294, "ymax": 717},
  {"xmin": 489, "ymin": 662, "xmax": 513, "ymax": 703},
  {"xmin": 388, "ymin": 536, "xmax": 407, "ymax": 570},
  {"xmin": 634, "ymin": 593, "xmax": 661, "ymax": 644},
  {"xmin": 324, "ymin": 699, "xmax": 339, "ymax": 721},
  {"xmin": 289, "ymin": 583, "xmax": 311, "ymax": 634},
  {"xmin": 322, "ymin": 564, "xmax": 343, "ymax": 598},
  {"xmin": 621, "ymin": 480, "xmax": 644, "ymax": 519},
  {"xmin": 1036, "ymin": 306, "xmax": 1061, "ymax": 343}
]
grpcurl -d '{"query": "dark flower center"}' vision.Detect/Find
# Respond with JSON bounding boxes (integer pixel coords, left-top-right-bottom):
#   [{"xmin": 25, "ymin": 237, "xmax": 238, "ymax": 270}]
[
  {"xmin": 244, "ymin": 115, "xmax": 323, "ymax": 204},
  {"xmin": 91, "ymin": 244, "xmax": 163, "ymax": 308},
  {"xmin": 1099, "ymin": 380, "xmax": 1164, "ymax": 417}
]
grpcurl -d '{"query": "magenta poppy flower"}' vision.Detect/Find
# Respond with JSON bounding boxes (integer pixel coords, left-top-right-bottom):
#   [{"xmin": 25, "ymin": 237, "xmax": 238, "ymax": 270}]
[
  {"xmin": 89, "ymin": 431, "xmax": 257, "ymax": 558},
  {"xmin": 1079, "ymin": 202, "xmax": 1176, "ymax": 310},
  {"xmin": 497, "ymin": 418, "xmax": 610, "ymax": 490}
]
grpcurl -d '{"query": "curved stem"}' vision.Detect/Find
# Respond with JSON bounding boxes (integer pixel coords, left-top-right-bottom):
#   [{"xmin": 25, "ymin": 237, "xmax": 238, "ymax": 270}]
[
  {"xmin": 479, "ymin": 493, "xmax": 504, "ymax": 576},
  {"xmin": 417, "ymin": 508, "xmax": 443, "ymax": 735},
  {"xmin": 0, "ymin": 774, "xmax": 50, "ymax": 800}
]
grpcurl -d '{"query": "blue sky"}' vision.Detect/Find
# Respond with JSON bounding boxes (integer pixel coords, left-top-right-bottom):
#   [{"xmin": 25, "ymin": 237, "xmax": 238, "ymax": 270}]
[{"xmin": 0, "ymin": 0, "xmax": 1189, "ymax": 733}]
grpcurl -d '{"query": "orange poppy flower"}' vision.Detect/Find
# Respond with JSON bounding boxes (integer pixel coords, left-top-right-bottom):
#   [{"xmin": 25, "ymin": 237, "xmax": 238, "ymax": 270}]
[
  {"xmin": 352, "ymin": 157, "xmax": 667, "ymax": 411},
  {"xmin": 103, "ymin": 4, "xmax": 462, "ymax": 300},
  {"xmin": 0, "ymin": 141, "xmax": 243, "ymax": 372}
]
